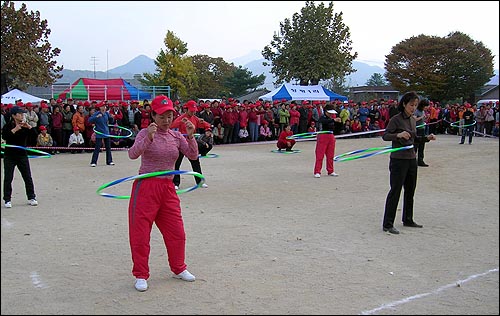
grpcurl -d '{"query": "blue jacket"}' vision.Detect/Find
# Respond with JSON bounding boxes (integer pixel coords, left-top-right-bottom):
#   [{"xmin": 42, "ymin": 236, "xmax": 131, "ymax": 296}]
[{"xmin": 89, "ymin": 111, "xmax": 113, "ymax": 138}]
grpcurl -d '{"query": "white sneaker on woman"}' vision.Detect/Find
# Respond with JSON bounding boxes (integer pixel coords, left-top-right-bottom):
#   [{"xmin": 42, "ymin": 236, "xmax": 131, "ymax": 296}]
[
  {"xmin": 173, "ymin": 270, "xmax": 196, "ymax": 282},
  {"xmin": 134, "ymin": 278, "xmax": 148, "ymax": 291}
]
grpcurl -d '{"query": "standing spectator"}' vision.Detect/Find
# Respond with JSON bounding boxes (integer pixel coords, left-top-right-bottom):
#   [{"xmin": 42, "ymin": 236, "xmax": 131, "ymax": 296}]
[
  {"xmin": 61, "ymin": 104, "xmax": 74, "ymax": 147},
  {"xmin": 24, "ymin": 102, "xmax": 39, "ymax": 146},
  {"xmin": 51, "ymin": 105, "xmax": 63, "ymax": 150},
  {"xmin": 413, "ymin": 99, "xmax": 429, "ymax": 167},
  {"xmin": 2, "ymin": 106, "xmax": 38, "ymax": 208}
]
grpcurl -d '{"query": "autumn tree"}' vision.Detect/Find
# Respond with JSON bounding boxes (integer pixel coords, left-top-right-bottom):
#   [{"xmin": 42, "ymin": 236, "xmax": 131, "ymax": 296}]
[
  {"xmin": 385, "ymin": 32, "xmax": 494, "ymax": 101},
  {"xmin": 190, "ymin": 55, "xmax": 235, "ymax": 99},
  {"xmin": 224, "ymin": 66, "xmax": 265, "ymax": 98},
  {"xmin": 1, "ymin": 1, "xmax": 63, "ymax": 94},
  {"xmin": 366, "ymin": 73, "xmax": 388, "ymax": 86},
  {"xmin": 262, "ymin": 1, "xmax": 357, "ymax": 86},
  {"xmin": 141, "ymin": 30, "xmax": 196, "ymax": 101}
]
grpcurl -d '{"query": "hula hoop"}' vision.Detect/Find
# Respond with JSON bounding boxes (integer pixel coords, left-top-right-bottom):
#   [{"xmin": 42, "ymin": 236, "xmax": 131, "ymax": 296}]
[
  {"xmin": 449, "ymin": 120, "xmax": 476, "ymax": 128},
  {"xmin": 334, "ymin": 145, "xmax": 414, "ymax": 162},
  {"xmin": 1, "ymin": 144, "xmax": 52, "ymax": 158},
  {"xmin": 416, "ymin": 119, "xmax": 443, "ymax": 129},
  {"xmin": 287, "ymin": 131, "xmax": 333, "ymax": 140},
  {"xmin": 271, "ymin": 149, "xmax": 301, "ymax": 154},
  {"xmin": 97, "ymin": 170, "xmax": 205, "ymax": 199},
  {"xmin": 93, "ymin": 125, "xmax": 133, "ymax": 138},
  {"xmin": 199, "ymin": 153, "xmax": 219, "ymax": 158},
  {"xmin": 182, "ymin": 133, "xmax": 201, "ymax": 138}
]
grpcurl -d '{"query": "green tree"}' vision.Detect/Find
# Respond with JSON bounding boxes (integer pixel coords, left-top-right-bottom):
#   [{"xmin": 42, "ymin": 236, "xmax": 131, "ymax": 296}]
[
  {"xmin": 262, "ymin": 1, "xmax": 357, "ymax": 86},
  {"xmin": 141, "ymin": 30, "xmax": 196, "ymax": 101},
  {"xmin": 366, "ymin": 73, "xmax": 388, "ymax": 86},
  {"xmin": 190, "ymin": 55, "xmax": 235, "ymax": 99},
  {"xmin": 385, "ymin": 32, "xmax": 494, "ymax": 101},
  {"xmin": 323, "ymin": 77, "xmax": 350, "ymax": 97},
  {"xmin": 225, "ymin": 66, "xmax": 266, "ymax": 98},
  {"xmin": 1, "ymin": 1, "xmax": 62, "ymax": 94}
]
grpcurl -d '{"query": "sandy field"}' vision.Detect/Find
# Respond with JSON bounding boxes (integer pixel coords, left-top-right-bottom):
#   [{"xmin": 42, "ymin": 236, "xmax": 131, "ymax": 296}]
[{"xmin": 1, "ymin": 134, "xmax": 499, "ymax": 315}]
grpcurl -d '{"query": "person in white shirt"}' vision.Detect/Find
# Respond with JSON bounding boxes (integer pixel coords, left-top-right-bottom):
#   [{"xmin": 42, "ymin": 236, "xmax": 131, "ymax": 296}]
[{"xmin": 68, "ymin": 126, "xmax": 85, "ymax": 153}]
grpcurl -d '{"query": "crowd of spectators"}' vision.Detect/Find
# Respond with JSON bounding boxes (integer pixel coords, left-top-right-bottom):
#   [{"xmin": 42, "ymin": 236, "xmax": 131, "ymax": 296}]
[{"xmin": 1, "ymin": 96, "xmax": 499, "ymax": 155}]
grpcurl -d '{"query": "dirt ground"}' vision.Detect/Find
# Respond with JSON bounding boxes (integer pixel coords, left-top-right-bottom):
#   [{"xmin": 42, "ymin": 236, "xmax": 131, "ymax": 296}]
[{"xmin": 1, "ymin": 134, "xmax": 499, "ymax": 315}]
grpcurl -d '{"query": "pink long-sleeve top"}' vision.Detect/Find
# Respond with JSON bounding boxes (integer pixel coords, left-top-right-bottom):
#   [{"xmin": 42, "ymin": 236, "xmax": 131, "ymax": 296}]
[{"xmin": 128, "ymin": 128, "xmax": 198, "ymax": 176}]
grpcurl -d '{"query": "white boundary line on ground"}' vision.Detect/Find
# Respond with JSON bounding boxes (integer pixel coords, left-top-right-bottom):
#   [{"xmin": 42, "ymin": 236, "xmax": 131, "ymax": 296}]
[{"xmin": 359, "ymin": 268, "xmax": 499, "ymax": 315}]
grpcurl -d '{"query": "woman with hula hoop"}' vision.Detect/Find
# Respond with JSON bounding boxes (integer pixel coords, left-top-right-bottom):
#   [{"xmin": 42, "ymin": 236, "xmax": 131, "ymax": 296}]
[
  {"xmin": 459, "ymin": 104, "xmax": 475, "ymax": 145},
  {"xmin": 314, "ymin": 103, "xmax": 342, "ymax": 178},
  {"xmin": 127, "ymin": 95, "xmax": 199, "ymax": 292},
  {"xmin": 88, "ymin": 102, "xmax": 114, "ymax": 167},
  {"xmin": 2, "ymin": 106, "xmax": 39, "ymax": 208},
  {"xmin": 382, "ymin": 91, "xmax": 436, "ymax": 235}
]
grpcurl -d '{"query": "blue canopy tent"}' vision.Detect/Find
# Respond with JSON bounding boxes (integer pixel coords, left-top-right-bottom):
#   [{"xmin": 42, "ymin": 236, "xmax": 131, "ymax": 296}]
[{"xmin": 260, "ymin": 83, "xmax": 348, "ymax": 102}]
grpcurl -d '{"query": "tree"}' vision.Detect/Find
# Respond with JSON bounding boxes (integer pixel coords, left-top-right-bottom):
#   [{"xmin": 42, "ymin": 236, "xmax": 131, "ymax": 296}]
[
  {"xmin": 366, "ymin": 73, "xmax": 388, "ymax": 86},
  {"xmin": 141, "ymin": 30, "xmax": 196, "ymax": 101},
  {"xmin": 224, "ymin": 66, "xmax": 265, "ymax": 97},
  {"xmin": 385, "ymin": 32, "xmax": 494, "ymax": 101},
  {"xmin": 190, "ymin": 55, "xmax": 235, "ymax": 99},
  {"xmin": 262, "ymin": 1, "xmax": 357, "ymax": 86},
  {"xmin": 1, "ymin": 1, "xmax": 63, "ymax": 95},
  {"xmin": 323, "ymin": 77, "xmax": 350, "ymax": 97}
]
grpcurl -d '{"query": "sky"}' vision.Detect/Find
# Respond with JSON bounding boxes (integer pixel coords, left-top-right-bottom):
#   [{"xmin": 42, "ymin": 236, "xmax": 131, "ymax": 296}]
[{"xmin": 15, "ymin": 1, "xmax": 500, "ymax": 72}]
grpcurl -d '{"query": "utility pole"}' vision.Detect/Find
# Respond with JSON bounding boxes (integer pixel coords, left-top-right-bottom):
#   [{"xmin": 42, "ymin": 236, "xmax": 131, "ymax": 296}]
[
  {"xmin": 90, "ymin": 56, "xmax": 98, "ymax": 78},
  {"xmin": 106, "ymin": 50, "xmax": 109, "ymax": 79}
]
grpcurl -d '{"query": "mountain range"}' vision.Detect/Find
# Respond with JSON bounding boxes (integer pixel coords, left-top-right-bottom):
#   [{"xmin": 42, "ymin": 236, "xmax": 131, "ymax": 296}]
[{"xmin": 57, "ymin": 51, "xmax": 499, "ymax": 90}]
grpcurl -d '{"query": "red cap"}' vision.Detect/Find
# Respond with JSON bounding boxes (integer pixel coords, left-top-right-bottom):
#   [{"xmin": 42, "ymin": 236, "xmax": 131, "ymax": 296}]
[
  {"xmin": 151, "ymin": 95, "xmax": 174, "ymax": 114},
  {"xmin": 39, "ymin": 125, "xmax": 47, "ymax": 131},
  {"xmin": 73, "ymin": 126, "xmax": 80, "ymax": 131},
  {"xmin": 185, "ymin": 100, "xmax": 198, "ymax": 112}
]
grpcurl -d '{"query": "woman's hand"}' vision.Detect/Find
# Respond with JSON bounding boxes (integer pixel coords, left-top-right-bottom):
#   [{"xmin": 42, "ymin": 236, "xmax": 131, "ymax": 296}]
[{"xmin": 147, "ymin": 122, "xmax": 158, "ymax": 141}]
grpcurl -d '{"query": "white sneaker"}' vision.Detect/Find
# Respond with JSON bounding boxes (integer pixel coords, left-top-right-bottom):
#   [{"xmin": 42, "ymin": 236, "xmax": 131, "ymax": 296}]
[
  {"xmin": 4, "ymin": 201, "xmax": 12, "ymax": 208},
  {"xmin": 134, "ymin": 278, "xmax": 148, "ymax": 291},
  {"xmin": 90, "ymin": 163, "xmax": 96, "ymax": 167},
  {"xmin": 108, "ymin": 162, "xmax": 115, "ymax": 166},
  {"xmin": 329, "ymin": 172, "xmax": 339, "ymax": 177},
  {"xmin": 28, "ymin": 199, "xmax": 38, "ymax": 206},
  {"xmin": 314, "ymin": 173, "xmax": 321, "ymax": 178},
  {"xmin": 173, "ymin": 270, "xmax": 196, "ymax": 282},
  {"xmin": 174, "ymin": 185, "xmax": 179, "ymax": 190},
  {"xmin": 201, "ymin": 183, "xmax": 208, "ymax": 188}
]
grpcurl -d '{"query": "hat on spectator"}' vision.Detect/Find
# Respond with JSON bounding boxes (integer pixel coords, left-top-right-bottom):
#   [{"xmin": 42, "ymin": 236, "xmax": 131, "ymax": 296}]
[
  {"xmin": 56, "ymin": 98, "xmax": 63, "ymax": 103},
  {"xmin": 185, "ymin": 100, "xmax": 198, "ymax": 112},
  {"xmin": 10, "ymin": 105, "xmax": 27, "ymax": 115},
  {"xmin": 25, "ymin": 102, "xmax": 33, "ymax": 107},
  {"xmin": 151, "ymin": 95, "xmax": 174, "ymax": 114},
  {"xmin": 73, "ymin": 126, "xmax": 80, "ymax": 131},
  {"xmin": 39, "ymin": 125, "xmax": 47, "ymax": 131}
]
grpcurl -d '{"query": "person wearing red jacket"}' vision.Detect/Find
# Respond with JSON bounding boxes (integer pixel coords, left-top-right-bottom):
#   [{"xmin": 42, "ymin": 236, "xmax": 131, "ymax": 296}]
[
  {"xmin": 276, "ymin": 124, "xmax": 296, "ymax": 151},
  {"xmin": 170, "ymin": 100, "xmax": 207, "ymax": 189}
]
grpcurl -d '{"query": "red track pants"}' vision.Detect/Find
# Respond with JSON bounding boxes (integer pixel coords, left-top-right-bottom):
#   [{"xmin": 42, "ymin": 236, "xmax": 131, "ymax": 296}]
[
  {"xmin": 314, "ymin": 133, "xmax": 336, "ymax": 175},
  {"xmin": 128, "ymin": 177, "xmax": 187, "ymax": 279}
]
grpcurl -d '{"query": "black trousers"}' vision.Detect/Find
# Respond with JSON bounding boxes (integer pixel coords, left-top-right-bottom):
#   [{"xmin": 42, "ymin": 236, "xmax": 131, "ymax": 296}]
[
  {"xmin": 414, "ymin": 128, "xmax": 426, "ymax": 163},
  {"xmin": 383, "ymin": 158, "xmax": 417, "ymax": 229},
  {"xmin": 3, "ymin": 155, "xmax": 36, "ymax": 202},
  {"xmin": 173, "ymin": 152, "xmax": 203, "ymax": 186}
]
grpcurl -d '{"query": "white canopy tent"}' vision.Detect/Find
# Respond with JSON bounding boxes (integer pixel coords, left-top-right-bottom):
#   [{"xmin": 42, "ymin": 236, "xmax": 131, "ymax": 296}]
[
  {"xmin": 260, "ymin": 83, "xmax": 348, "ymax": 102},
  {"xmin": 1, "ymin": 88, "xmax": 47, "ymax": 104}
]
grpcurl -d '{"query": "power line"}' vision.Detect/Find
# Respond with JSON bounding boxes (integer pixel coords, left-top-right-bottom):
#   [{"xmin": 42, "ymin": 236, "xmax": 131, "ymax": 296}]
[{"xmin": 90, "ymin": 56, "xmax": 99, "ymax": 79}]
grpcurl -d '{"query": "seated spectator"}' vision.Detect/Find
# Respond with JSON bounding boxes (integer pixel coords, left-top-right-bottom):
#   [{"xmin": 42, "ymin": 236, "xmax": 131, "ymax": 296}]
[
  {"xmin": 68, "ymin": 126, "xmax": 85, "ymax": 153},
  {"xmin": 110, "ymin": 124, "xmax": 127, "ymax": 148},
  {"xmin": 126, "ymin": 124, "xmax": 140, "ymax": 148},
  {"xmin": 197, "ymin": 128, "xmax": 214, "ymax": 157},
  {"xmin": 308, "ymin": 121, "xmax": 317, "ymax": 133},
  {"xmin": 238, "ymin": 126, "xmax": 250, "ymax": 143},
  {"xmin": 259, "ymin": 120, "xmax": 273, "ymax": 141},
  {"xmin": 213, "ymin": 122, "xmax": 224, "ymax": 145},
  {"xmin": 36, "ymin": 125, "xmax": 55, "ymax": 154}
]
